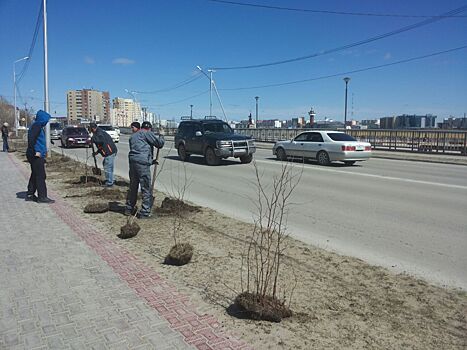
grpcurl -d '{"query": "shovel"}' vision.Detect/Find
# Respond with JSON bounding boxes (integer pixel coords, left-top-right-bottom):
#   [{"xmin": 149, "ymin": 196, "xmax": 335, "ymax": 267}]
[
  {"xmin": 90, "ymin": 143, "xmax": 102, "ymax": 176},
  {"xmin": 151, "ymin": 148, "xmax": 161, "ymax": 202}
]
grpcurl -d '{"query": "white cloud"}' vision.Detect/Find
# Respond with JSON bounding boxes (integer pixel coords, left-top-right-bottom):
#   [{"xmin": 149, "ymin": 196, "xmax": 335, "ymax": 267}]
[
  {"xmin": 84, "ymin": 56, "xmax": 95, "ymax": 64},
  {"xmin": 384, "ymin": 52, "xmax": 392, "ymax": 60},
  {"xmin": 112, "ymin": 57, "xmax": 135, "ymax": 65}
]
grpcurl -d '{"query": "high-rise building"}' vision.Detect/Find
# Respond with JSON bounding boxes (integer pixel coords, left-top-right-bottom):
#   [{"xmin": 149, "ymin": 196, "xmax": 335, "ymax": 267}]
[
  {"xmin": 67, "ymin": 89, "xmax": 110, "ymax": 124},
  {"xmin": 112, "ymin": 97, "xmax": 142, "ymax": 127}
]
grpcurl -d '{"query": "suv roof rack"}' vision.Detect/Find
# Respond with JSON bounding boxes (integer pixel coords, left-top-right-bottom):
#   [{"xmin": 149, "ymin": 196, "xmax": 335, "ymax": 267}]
[
  {"xmin": 204, "ymin": 116, "xmax": 218, "ymax": 120},
  {"xmin": 180, "ymin": 116, "xmax": 192, "ymax": 120}
]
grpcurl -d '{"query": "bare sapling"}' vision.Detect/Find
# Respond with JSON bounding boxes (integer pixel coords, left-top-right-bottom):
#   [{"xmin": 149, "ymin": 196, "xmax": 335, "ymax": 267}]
[
  {"xmin": 118, "ymin": 210, "xmax": 141, "ymax": 239},
  {"xmin": 163, "ymin": 162, "xmax": 194, "ymax": 266},
  {"xmin": 236, "ymin": 160, "xmax": 302, "ymax": 322}
]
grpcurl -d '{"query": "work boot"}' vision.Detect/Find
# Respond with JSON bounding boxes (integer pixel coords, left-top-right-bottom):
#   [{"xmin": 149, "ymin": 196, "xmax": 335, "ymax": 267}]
[
  {"xmin": 37, "ymin": 197, "xmax": 55, "ymax": 204},
  {"xmin": 25, "ymin": 194, "xmax": 38, "ymax": 202},
  {"xmin": 124, "ymin": 207, "xmax": 137, "ymax": 216}
]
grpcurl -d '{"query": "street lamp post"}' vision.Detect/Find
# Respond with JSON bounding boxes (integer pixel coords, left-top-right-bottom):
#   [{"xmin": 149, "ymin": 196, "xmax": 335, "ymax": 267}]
[
  {"xmin": 13, "ymin": 56, "xmax": 29, "ymax": 136},
  {"xmin": 190, "ymin": 104, "xmax": 193, "ymax": 118},
  {"xmin": 196, "ymin": 66, "xmax": 215, "ymax": 117},
  {"xmin": 343, "ymin": 77, "xmax": 351, "ymax": 130},
  {"xmin": 255, "ymin": 96, "xmax": 259, "ymax": 126}
]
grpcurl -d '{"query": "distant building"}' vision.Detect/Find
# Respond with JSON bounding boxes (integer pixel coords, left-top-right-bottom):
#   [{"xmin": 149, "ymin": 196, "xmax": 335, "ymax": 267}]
[
  {"xmin": 380, "ymin": 114, "xmax": 437, "ymax": 129},
  {"xmin": 257, "ymin": 119, "xmax": 282, "ymax": 128},
  {"xmin": 380, "ymin": 116, "xmax": 396, "ymax": 129},
  {"xmin": 67, "ymin": 89, "xmax": 110, "ymax": 124},
  {"xmin": 438, "ymin": 117, "xmax": 467, "ymax": 129},
  {"xmin": 112, "ymin": 97, "xmax": 142, "ymax": 127},
  {"xmin": 360, "ymin": 119, "xmax": 380, "ymax": 129}
]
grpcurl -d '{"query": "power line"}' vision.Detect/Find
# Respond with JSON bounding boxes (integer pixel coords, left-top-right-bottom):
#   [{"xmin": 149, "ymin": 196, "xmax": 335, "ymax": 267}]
[
  {"xmin": 220, "ymin": 45, "xmax": 467, "ymax": 91},
  {"xmin": 211, "ymin": 5, "xmax": 467, "ymax": 70},
  {"xmin": 208, "ymin": 0, "xmax": 467, "ymax": 18},
  {"xmin": 153, "ymin": 90, "xmax": 210, "ymax": 107},
  {"xmin": 16, "ymin": 0, "xmax": 44, "ymax": 85},
  {"xmin": 135, "ymin": 73, "xmax": 203, "ymax": 94}
]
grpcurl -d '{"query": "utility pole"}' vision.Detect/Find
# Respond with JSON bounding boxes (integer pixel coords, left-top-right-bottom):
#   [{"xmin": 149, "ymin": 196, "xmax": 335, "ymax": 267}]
[
  {"xmin": 255, "ymin": 96, "xmax": 259, "ymax": 127},
  {"xmin": 190, "ymin": 104, "xmax": 193, "ymax": 118},
  {"xmin": 343, "ymin": 77, "xmax": 350, "ymax": 130},
  {"xmin": 43, "ymin": 0, "xmax": 51, "ymax": 156}
]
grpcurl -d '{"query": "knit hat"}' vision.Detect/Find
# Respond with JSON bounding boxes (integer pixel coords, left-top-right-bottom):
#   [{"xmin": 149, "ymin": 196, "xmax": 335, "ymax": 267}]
[
  {"xmin": 130, "ymin": 121, "xmax": 140, "ymax": 129},
  {"xmin": 141, "ymin": 121, "xmax": 152, "ymax": 130}
]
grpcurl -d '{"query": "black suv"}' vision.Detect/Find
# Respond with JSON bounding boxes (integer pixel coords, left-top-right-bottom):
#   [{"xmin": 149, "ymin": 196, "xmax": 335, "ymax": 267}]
[{"xmin": 175, "ymin": 118, "xmax": 256, "ymax": 165}]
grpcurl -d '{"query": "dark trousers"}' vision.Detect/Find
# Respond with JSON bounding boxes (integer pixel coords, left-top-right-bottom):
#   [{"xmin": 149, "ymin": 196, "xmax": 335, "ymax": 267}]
[
  {"xmin": 27, "ymin": 157, "xmax": 47, "ymax": 199},
  {"xmin": 125, "ymin": 161, "xmax": 152, "ymax": 216},
  {"xmin": 2, "ymin": 135, "xmax": 8, "ymax": 152}
]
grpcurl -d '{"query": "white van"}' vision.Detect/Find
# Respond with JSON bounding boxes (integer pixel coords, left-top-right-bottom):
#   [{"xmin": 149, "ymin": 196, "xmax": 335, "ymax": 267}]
[{"xmin": 98, "ymin": 124, "xmax": 120, "ymax": 143}]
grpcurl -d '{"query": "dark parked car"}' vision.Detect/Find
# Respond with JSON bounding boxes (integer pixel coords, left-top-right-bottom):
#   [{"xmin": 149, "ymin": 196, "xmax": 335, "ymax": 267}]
[
  {"xmin": 60, "ymin": 126, "xmax": 91, "ymax": 148},
  {"xmin": 175, "ymin": 117, "xmax": 256, "ymax": 165}
]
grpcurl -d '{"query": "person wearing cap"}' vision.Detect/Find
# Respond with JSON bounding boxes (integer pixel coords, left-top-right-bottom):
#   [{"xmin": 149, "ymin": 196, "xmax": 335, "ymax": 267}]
[
  {"xmin": 125, "ymin": 121, "xmax": 164, "ymax": 219},
  {"xmin": 1, "ymin": 122, "xmax": 9, "ymax": 152},
  {"xmin": 89, "ymin": 122, "xmax": 118, "ymax": 187},
  {"xmin": 26, "ymin": 110, "xmax": 54, "ymax": 203}
]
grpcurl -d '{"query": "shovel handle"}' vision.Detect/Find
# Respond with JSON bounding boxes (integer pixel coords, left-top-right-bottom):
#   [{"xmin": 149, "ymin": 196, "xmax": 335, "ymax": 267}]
[
  {"xmin": 91, "ymin": 142, "xmax": 99, "ymax": 169},
  {"xmin": 151, "ymin": 148, "xmax": 161, "ymax": 198}
]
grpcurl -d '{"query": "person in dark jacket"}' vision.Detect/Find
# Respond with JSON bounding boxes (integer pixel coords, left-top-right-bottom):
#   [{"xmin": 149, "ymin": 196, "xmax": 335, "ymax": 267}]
[
  {"xmin": 26, "ymin": 110, "xmax": 54, "ymax": 203},
  {"xmin": 125, "ymin": 121, "xmax": 164, "ymax": 218},
  {"xmin": 1, "ymin": 122, "xmax": 9, "ymax": 152},
  {"xmin": 89, "ymin": 122, "xmax": 118, "ymax": 187}
]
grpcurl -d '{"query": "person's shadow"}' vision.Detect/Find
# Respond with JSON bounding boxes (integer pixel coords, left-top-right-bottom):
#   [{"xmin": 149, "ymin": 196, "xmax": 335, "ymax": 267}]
[{"xmin": 16, "ymin": 191, "xmax": 28, "ymax": 199}]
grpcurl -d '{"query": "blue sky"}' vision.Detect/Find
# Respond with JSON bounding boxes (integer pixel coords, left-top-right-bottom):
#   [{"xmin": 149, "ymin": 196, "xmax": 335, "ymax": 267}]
[{"xmin": 1, "ymin": 0, "xmax": 466, "ymax": 122}]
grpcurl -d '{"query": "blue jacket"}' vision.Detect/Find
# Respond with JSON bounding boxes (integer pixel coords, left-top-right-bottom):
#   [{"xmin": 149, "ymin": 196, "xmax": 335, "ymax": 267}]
[{"xmin": 27, "ymin": 110, "xmax": 50, "ymax": 159}]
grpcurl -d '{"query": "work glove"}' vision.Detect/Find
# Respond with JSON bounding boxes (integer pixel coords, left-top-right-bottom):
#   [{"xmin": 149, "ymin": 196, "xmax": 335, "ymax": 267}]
[{"xmin": 151, "ymin": 159, "xmax": 159, "ymax": 165}]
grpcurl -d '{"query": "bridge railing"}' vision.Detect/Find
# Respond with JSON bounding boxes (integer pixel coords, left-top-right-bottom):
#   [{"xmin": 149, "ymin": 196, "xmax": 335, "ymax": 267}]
[{"xmin": 233, "ymin": 128, "xmax": 467, "ymax": 156}]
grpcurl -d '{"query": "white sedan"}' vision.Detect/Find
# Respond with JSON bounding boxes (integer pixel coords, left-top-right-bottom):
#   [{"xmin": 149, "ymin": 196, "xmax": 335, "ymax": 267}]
[{"xmin": 272, "ymin": 130, "xmax": 372, "ymax": 166}]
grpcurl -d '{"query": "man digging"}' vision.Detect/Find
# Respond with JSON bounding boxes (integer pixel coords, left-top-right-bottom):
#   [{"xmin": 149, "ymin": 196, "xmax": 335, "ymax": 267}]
[
  {"xmin": 89, "ymin": 122, "xmax": 118, "ymax": 187},
  {"xmin": 125, "ymin": 121, "xmax": 164, "ymax": 219}
]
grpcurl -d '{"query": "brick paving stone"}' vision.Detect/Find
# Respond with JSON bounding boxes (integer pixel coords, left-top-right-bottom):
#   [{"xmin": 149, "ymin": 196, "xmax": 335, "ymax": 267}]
[{"xmin": 1, "ymin": 153, "xmax": 252, "ymax": 350}]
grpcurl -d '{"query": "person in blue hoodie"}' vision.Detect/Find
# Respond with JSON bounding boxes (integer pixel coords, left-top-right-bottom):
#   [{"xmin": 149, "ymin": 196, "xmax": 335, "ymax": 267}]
[{"xmin": 26, "ymin": 110, "xmax": 55, "ymax": 203}]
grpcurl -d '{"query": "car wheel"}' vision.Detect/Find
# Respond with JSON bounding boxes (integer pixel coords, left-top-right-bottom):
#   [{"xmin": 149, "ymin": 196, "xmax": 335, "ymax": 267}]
[
  {"xmin": 240, "ymin": 154, "xmax": 253, "ymax": 164},
  {"xmin": 317, "ymin": 151, "xmax": 330, "ymax": 166},
  {"xmin": 344, "ymin": 161, "xmax": 356, "ymax": 166},
  {"xmin": 205, "ymin": 147, "xmax": 220, "ymax": 166},
  {"xmin": 276, "ymin": 147, "xmax": 287, "ymax": 161},
  {"xmin": 178, "ymin": 144, "xmax": 190, "ymax": 162}
]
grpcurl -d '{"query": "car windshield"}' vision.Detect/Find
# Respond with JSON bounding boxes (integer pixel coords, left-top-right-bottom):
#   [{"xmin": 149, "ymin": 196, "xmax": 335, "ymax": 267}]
[
  {"xmin": 327, "ymin": 133, "xmax": 357, "ymax": 142},
  {"xmin": 67, "ymin": 127, "xmax": 88, "ymax": 135},
  {"xmin": 203, "ymin": 123, "xmax": 232, "ymax": 134},
  {"xmin": 50, "ymin": 122, "xmax": 62, "ymax": 130},
  {"xmin": 99, "ymin": 125, "xmax": 114, "ymax": 131}
]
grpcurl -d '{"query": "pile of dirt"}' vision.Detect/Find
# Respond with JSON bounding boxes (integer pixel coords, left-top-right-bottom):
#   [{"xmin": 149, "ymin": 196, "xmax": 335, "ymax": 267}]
[
  {"xmin": 164, "ymin": 243, "xmax": 194, "ymax": 266},
  {"xmin": 89, "ymin": 188, "xmax": 126, "ymax": 200},
  {"xmin": 233, "ymin": 292, "xmax": 292, "ymax": 323},
  {"xmin": 159, "ymin": 197, "xmax": 200, "ymax": 215},
  {"xmin": 83, "ymin": 202, "xmax": 109, "ymax": 213},
  {"xmin": 69, "ymin": 175, "xmax": 102, "ymax": 187},
  {"xmin": 118, "ymin": 222, "xmax": 140, "ymax": 239}
]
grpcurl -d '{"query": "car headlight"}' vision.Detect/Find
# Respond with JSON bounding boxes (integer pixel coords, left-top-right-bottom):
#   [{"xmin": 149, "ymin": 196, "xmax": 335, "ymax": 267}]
[
  {"xmin": 68, "ymin": 138, "xmax": 75, "ymax": 141},
  {"xmin": 217, "ymin": 140, "xmax": 232, "ymax": 148},
  {"xmin": 248, "ymin": 139, "xmax": 256, "ymax": 146}
]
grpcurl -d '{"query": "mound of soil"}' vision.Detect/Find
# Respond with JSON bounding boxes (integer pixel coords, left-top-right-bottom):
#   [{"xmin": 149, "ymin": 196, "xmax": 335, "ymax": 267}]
[
  {"xmin": 118, "ymin": 222, "xmax": 140, "ymax": 239},
  {"xmin": 233, "ymin": 292, "xmax": 292, "ymax": 323},
  {"xmin": 90, "ymin": 188, "xmax": 126, "ymax": 200},
  {"xmin": 164, "ymin": 243, "xmax": 194, "ymax": 266},
  {"xmin": 69, "ymin": 176, "xmax": 102, "ymax": 187},
  {"xmin": 83, "ymin": 202, "xmax": 109, "ymax": 213},
  {"xmin": 159, "ymin": 197, "xmax": 200, "ymax": 215}
]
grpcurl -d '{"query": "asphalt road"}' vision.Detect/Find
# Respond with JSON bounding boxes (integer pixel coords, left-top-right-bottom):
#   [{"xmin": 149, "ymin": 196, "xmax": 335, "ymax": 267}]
[{"xmin": 54, "ymin": 135, "xmax": 467, "ymax": 290}]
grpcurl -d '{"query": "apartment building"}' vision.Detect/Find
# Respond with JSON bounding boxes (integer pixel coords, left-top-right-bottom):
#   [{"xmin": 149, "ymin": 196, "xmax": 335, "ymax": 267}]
[
  {"xmin": 67, "ymin": 89, "xmax": 110, "ymax": 124},
  {"xmin": 112, "ymin": 97, "xmax": 142, "ymax": 127}
]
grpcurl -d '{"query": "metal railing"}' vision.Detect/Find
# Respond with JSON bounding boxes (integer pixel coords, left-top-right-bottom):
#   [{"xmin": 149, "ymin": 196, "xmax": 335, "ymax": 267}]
[{"xmin": 233, "ymin": 128, "xmax": 467, "ymax": 156}]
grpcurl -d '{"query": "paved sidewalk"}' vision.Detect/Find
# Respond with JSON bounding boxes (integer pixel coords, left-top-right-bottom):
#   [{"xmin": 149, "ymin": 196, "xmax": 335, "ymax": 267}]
[{"xmin": 0, "ymin": 153, "xmax": 250, "ymax": 350}]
